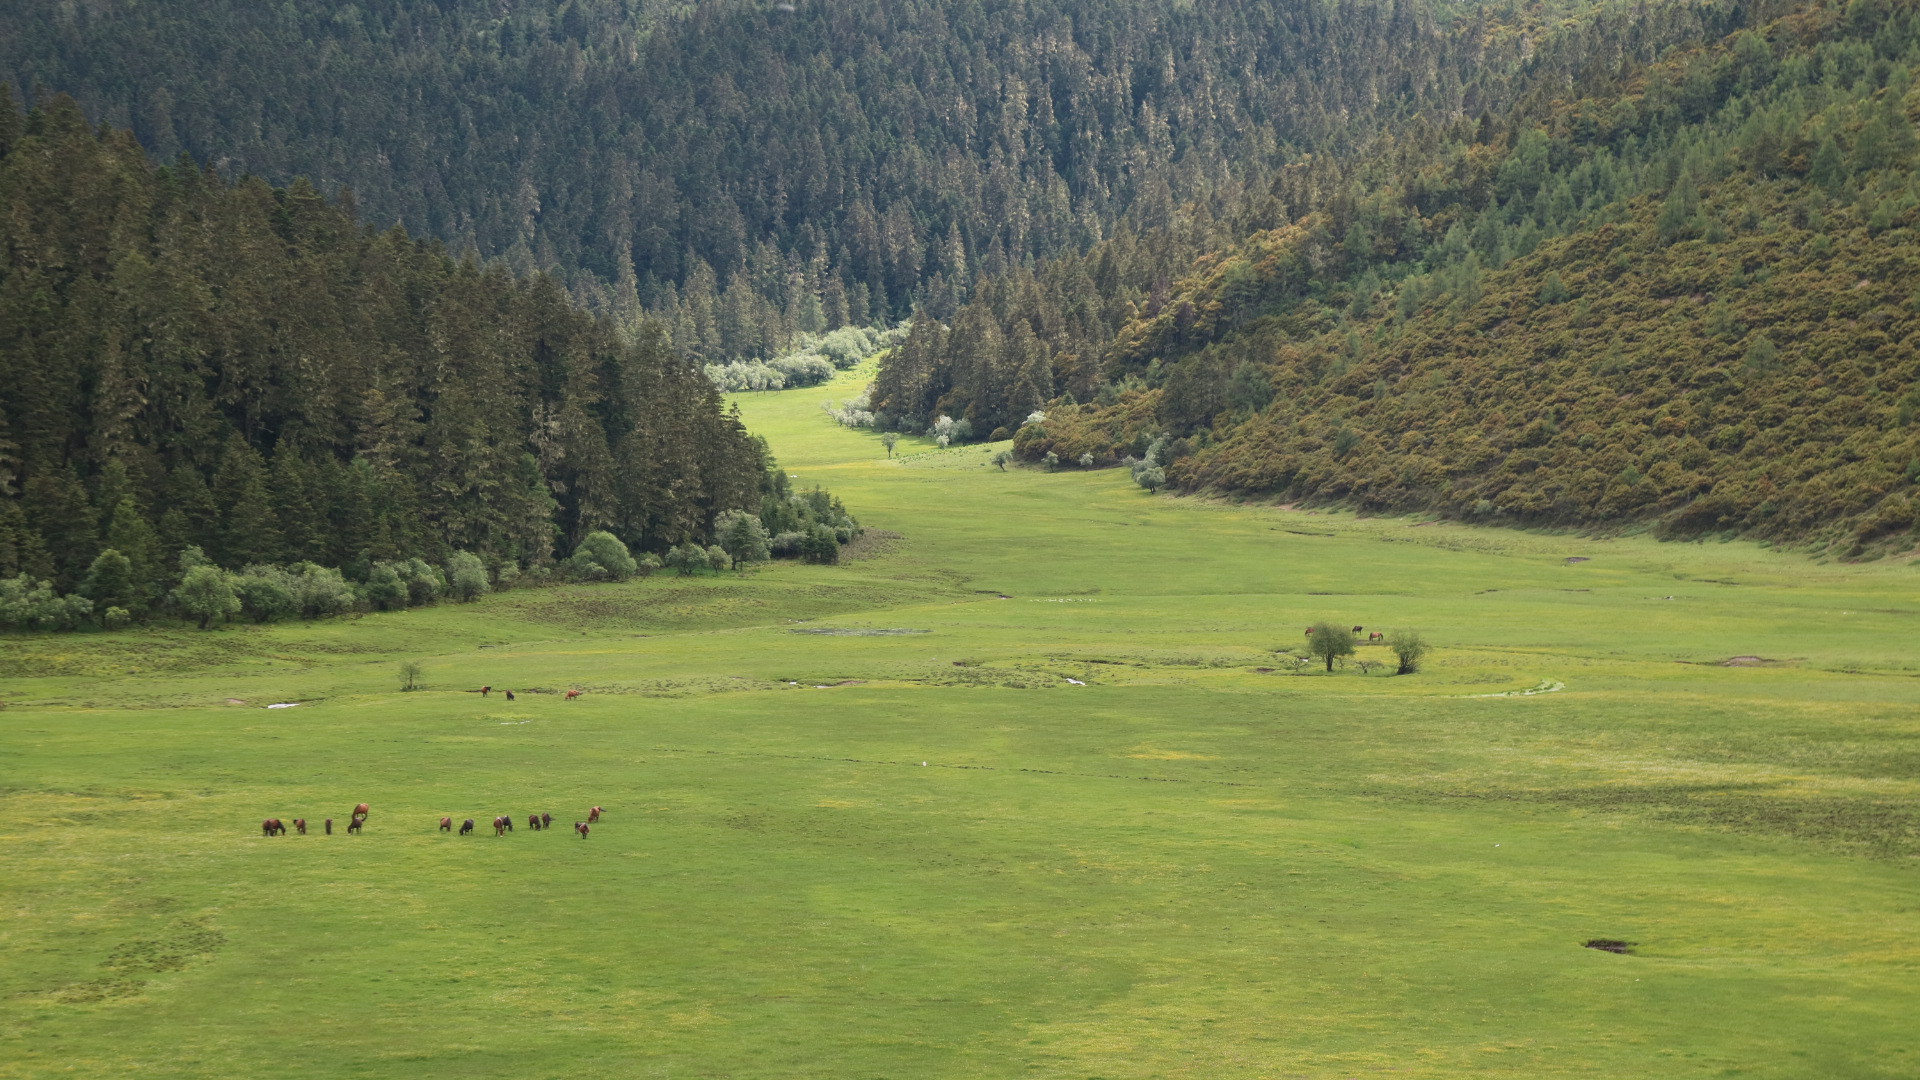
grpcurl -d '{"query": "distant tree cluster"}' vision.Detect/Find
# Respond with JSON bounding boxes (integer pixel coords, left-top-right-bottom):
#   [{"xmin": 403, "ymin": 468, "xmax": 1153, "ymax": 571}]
[
  {"xmin": 704, "ymin": 325, "xmax": 907, "ymax": 393},
  {"xmin": 0, "ymin": 96, "xmax": 858, "ymax": 632}
]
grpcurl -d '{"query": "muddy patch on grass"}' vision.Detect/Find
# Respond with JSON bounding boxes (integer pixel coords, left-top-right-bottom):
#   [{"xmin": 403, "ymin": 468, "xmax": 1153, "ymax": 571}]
[
  {"xmin": 1721, "ymin": 655, "xmax": 1782, "ymax": 667},
  {"xmin": 1583, "ymin": 939, "xmax": 1635, "ymax": 954}
]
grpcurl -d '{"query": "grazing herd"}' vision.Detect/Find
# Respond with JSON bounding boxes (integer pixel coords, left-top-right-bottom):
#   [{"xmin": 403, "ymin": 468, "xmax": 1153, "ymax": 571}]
[
  {"xmin": 262, "ymin": 803, "xmax": 603, "ymax": 839},
  {"xmin": 1305, "ymin": 625, "xmax": 1372, "ymax": 636}
]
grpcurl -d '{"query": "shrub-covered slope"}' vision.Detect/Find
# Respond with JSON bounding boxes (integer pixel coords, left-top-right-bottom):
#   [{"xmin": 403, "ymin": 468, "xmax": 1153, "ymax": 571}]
[{"xmin": 1017, "ymin": 0, "xmax": 1920, "ymax": 551}]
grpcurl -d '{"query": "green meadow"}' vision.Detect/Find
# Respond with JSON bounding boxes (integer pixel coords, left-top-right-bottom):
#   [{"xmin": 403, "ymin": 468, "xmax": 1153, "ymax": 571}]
[{"xmin": 3, "ymin": 365, "xmax": 1917, "ymax": 1079}]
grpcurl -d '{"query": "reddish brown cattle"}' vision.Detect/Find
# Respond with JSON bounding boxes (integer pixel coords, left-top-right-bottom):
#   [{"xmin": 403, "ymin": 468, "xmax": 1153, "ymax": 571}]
[
  {"xmin": 493, "ymin": 815, "xmax": 512, "ymax": 836},
  {"xmin": 459, "ymin": 818, "xmax": 474, "ymax": 835},
  {"xmin": 1351, "ymin": 625, "xmax": 1364, "ymax": 634},
  {"xmin": 527, "ymin": 814, "xmax": 542, "ymax": 831},
  {"xmin": 575, "ymin": 822, "xmax": 589, "ymax": 838},
  {"xmin": 504, "ymin": 690, "xmax": 516, "ymax": 701},
  {"xmin": 346, "ymin": 816, "xmax": 362, "ymax": 834},
  {"xmin": 481, "ymin": 685, "xmax": 492, "ymax": 696},
  {"xmin": 440, "ymin": 816, "xmax": 453, "ymax": 832},
  {"xmin": 565, "ymin": 689, "xmax": 583, "ymax": 701},
  {"xmin": 293, "ymin": 818, "xmax": 307, "ymax": 835},
  {"xmin": 1368, "ymin": 631, "xmax": 1384, "ymax": 643},
  {"xmin": 1305, "ymin": 627, "xmax": 1314, "ymax": 635},
  {"xmin": 352, "ymin": 803, "xmax": 371, "ymax": 820},
  {"xmin": 588, "ymin": 806, "xmax": 602, "ymax": 824},
  {"xmin": 261, "ymin": 818, "xmax": 284, "ymax": 836},
  {"xmin": 540, "ymin": 812, "xmax": 552, "ymax": 829}
]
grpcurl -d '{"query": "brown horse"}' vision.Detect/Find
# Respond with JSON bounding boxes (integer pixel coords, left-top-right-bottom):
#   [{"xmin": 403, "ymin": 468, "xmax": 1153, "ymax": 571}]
[
  {"xmin": 504, "ymin": 690, "xmax": 516, "ymax": 701},
  {"xmin": 1368, "ymin": 631, "xmax": 1384, "ymax": 643},
  {"xmin": 352, "ymin": 803, "xmax": 370, "ymax": 821},
  {"xmin": 588, "ymin": 806, "xmax": 602, "ymax": 823},
  {"xmin": 459, "ymin": 818, "xmax": 474, "ymax": 835},
  {"xmin": 293, "ymin": 818, "xmax": 307, "ymax": 835},
  {"xmin": 540, "ymin": 812, "xmax": 552, "ymax": 829},
  {"xmin": 440, "ymin": 816, "xmax": 453, "ymax": 832},
  {"xmin": 575, "ymin": 822, "xmax": 590, "ymax": 838},
  {"xmin": 261, "ymin": 818, "xmax": 285, "ymax": 836},
  {"xmin": 492, "ymin": 815, "xmax": 512, "ymax": 836},
  {"xmin": 481, "ymin": 685, "xmax": 492, "ymax": 696},
  {"xmin": 527, "ymin": 814, "xmax": 542, "ymax": 831},
  {"xmin": 565, "ymin": 689, "xmax": 582, "ymax": 701},
  {"xmin": 346, "ymin": 816, "xmax": 363, "ymax": 834}
]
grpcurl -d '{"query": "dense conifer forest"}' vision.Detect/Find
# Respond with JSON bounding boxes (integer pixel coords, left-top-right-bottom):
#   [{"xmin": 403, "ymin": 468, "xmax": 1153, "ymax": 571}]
[
  {"xmin": 896, "ymin": 0, "xmax": 1920, "ymax": 550},
  {"xmin": 3, "ymin": 0, "xmax": 1559, "ymax": 353},
  {"xmin": 0, "ymin": 94, "xmax": 857, "ymax": 630}
]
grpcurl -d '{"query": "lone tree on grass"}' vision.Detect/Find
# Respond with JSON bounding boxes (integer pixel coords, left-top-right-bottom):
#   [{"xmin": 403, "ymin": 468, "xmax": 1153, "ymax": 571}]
[
  {"xmin": 1386, "ymin": 629, "xmax": 1428, "ymax": 675},
  {"xmin": 1307, "ymin": 621, "xmax": 1355, "ymax": 672},
  {"xmin": 881, "ymin": 432, "xmax": 900, "ymax": 458},
  {"xmin": 399, "ymin": 660, "xmax": 425, "ymax": 691}
]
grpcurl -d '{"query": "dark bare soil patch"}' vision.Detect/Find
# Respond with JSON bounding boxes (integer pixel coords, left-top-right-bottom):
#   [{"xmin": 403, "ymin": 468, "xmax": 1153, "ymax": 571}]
[{"xmin": 1583, "ymin": 939, "xmax": 1635, "ymax": 954}]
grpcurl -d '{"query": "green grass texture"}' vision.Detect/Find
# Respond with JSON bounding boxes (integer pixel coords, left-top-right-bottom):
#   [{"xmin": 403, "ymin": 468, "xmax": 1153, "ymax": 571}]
[{"xmin": 3, "ymin": 364, "xmax": 1917, "ymax": 1078}]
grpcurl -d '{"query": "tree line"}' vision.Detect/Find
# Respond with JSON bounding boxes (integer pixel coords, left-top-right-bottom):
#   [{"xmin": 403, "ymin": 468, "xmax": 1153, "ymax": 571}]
[{"xmin": 0, "ymin": 94, "xmax": 856, "ymax": 631}]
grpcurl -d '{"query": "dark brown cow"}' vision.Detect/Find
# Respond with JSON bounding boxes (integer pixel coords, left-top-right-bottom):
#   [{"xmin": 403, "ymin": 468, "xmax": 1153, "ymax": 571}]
[
  {"xmin": 588, "ymin": 806, "xmax": 602, "ymax": 823},
  {"xmin": 346, "ymin": 816, "xmax": 363, "ymax": 834},
  {"xmin": 459, "ymin": 818, "xmax": 474, "ymax": 835},
  {"xmin": 504, "ymin": 690, "xmax": 516, "ymax": 701},
  {"xmin": 540, "ymin": 812, "xmax": 552, "ymax": 829},
  {"xmin": 493, "ymin": 815, "xmax": 512, "ymax": 836},
  {"xmin": 575, "ymin": 822, "xmax": 589, "ymax": 838},
  {"xmin": 325, "ymin": 818, "xmax": 333, "ymax": 835},
  {"xmin": 1351, "ymin": 625, "xmax": 1364, "ymax": 634},
  {"xmin": 261, "ymin": 818, "xmax": 284, "ymax": 836},
  {"xmin": 481, "ymin": 685, "xmax": 492, "ymax": 696},
  {"xmin": 527, "ymin": 814, "xmax": 542, "ymax": 831},
  {"xmin": 440, "ymin": 816, "xmax": 453, "ymax": 832},
  {"xmin": 293, "ymin": 818, "xmax": 307, "ymax": 835}
]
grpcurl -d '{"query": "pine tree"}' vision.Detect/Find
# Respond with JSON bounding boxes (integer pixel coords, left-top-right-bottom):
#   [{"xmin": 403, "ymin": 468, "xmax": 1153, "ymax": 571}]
[
  {"xmin": 104, "ymin": 496, "xmax": 162, "ymax": 609},
  {"xmin": 211, "ymin": 436, "xmax": 276, "ymax": 566}
]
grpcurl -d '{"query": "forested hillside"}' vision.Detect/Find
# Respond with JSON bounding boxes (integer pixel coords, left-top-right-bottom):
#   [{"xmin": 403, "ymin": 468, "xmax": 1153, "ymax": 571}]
[
  {"xmin": 0, "ymin": 94, "xmax": 835, "ymax": 623},
  {"xmin": 868, "ymin": 0, "xmax": 1776, "ymax": 434},
  {"xmin": 980, "ymin": 0, "xmax": 1920, "ymax": 550},
  {"xmin": 6, "ymin": 0, "xmax": 1524, "ymax": 357}
]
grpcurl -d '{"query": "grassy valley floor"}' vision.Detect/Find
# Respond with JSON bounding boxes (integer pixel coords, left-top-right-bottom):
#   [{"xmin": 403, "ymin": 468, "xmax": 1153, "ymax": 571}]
[{"xmin": 2, "ymin": 365, "xmax": 1917, "ymax": 1078}]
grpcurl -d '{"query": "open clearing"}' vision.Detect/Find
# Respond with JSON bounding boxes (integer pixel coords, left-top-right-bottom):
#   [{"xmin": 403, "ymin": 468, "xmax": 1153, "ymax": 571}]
[{"xmin": 2, "ymin": 365, "xmax": 1918, "ymax": 1078}]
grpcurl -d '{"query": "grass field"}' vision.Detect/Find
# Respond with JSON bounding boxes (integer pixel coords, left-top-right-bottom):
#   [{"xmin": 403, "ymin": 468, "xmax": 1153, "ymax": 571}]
[{"xmin": 3, "ymin": 365, "xmax": 1918, "ymax": 1078}]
